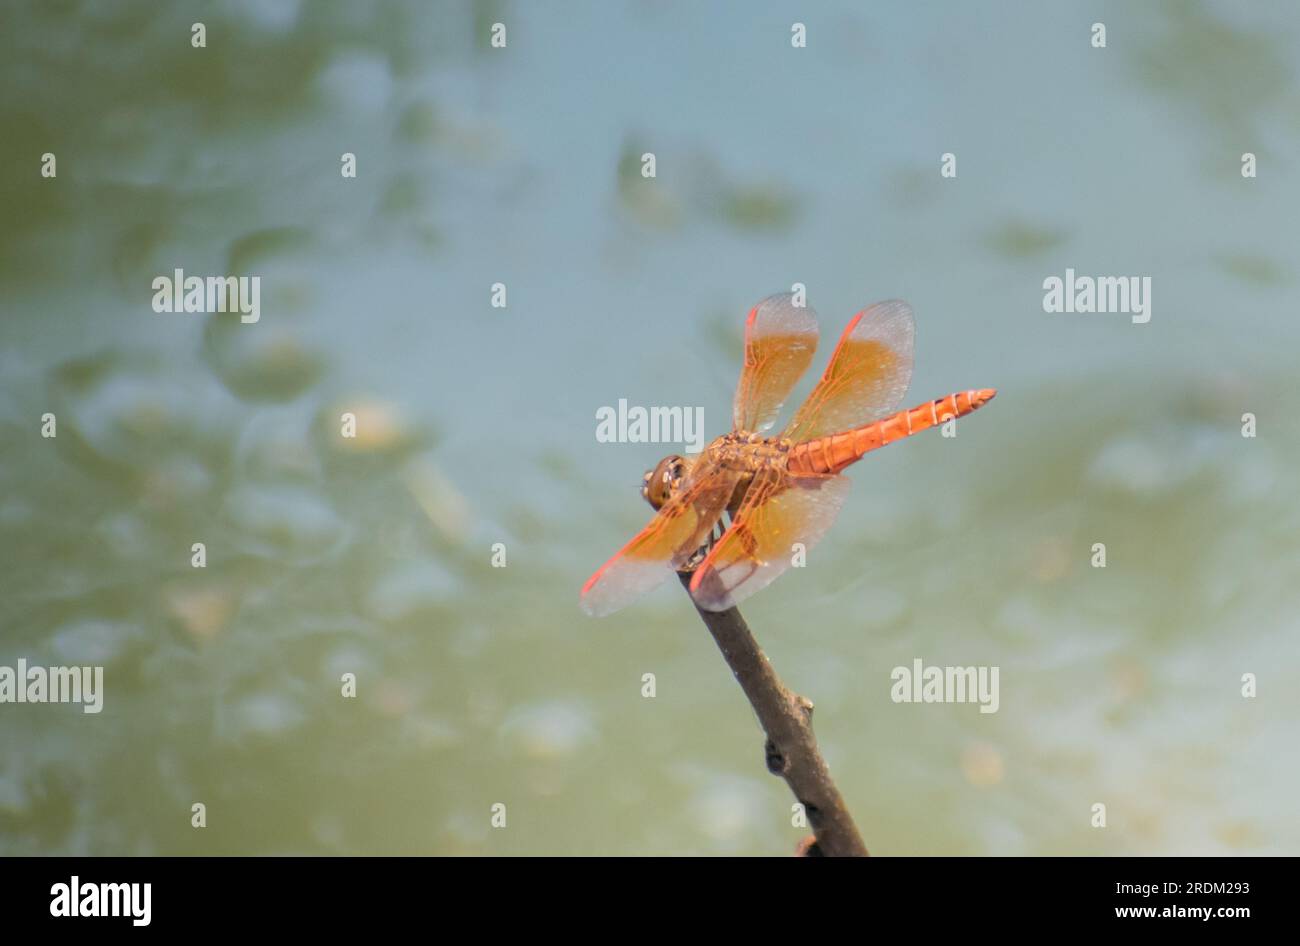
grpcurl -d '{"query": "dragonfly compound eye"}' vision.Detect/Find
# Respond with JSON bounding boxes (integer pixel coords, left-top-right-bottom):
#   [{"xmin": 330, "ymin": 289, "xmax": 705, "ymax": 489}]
[{"xmin": 644, "ymin": 454, "xmax": 685, "ymax": 511}]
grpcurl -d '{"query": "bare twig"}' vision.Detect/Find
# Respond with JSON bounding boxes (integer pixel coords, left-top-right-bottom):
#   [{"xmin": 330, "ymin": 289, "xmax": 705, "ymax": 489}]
[{"xmin": 679, "ymin": 572, "xmax": 868, "ymax": 857}]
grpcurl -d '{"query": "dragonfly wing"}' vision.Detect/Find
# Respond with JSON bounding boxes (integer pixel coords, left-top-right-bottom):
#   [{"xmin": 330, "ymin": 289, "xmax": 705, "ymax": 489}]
[
  {"xmin": 733, "ymin": 293, "xmax": 819, "ymax": 434},
  {"xmin": 782, "ymin": 300, "xmax": 914, "ymax": 443},
  {"xmin": 688, "ymin": 468, "xmax": 851, "ymax": 612},
  {"xmin": 580, "ymin": 459, "xmax": 742, "ymax": 617}
]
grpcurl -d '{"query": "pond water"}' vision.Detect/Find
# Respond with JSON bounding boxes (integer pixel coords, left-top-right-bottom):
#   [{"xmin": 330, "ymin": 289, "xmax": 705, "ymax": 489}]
[{"xmin": 1, "ymin": 1, "xmax": 1297, "ymax": 855}]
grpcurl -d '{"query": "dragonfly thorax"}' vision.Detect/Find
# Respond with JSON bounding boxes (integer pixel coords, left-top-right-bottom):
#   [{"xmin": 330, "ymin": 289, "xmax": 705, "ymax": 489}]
[
  {"xmin": 710, "ymin": 431, "xmax": 792, "ymax": 471},
  {"xmin": 642, "ymin": 435, "xmax": 795, "ymax": 512}
]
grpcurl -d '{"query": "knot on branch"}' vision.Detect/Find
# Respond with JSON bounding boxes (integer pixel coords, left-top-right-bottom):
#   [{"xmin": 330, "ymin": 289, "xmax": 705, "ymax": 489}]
[
  {"xmin": 764, "ymin": 738, "xmax": 787, "ymax": 775},
  {"xmin": 783, "ymin": 691, "xmax": 815, "ymax": 729}
]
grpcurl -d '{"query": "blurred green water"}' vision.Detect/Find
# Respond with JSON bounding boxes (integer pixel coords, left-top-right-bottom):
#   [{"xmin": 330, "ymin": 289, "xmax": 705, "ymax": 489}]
[{"xmin": 1, "ymin": 1, "xmax": 1298, "ymax": 855}]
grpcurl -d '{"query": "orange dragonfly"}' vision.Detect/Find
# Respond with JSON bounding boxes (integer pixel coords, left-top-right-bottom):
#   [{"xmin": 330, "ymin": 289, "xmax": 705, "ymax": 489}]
[{"xmin": 580, "ymin": 293, "xmax": 996, "ymax": 616}]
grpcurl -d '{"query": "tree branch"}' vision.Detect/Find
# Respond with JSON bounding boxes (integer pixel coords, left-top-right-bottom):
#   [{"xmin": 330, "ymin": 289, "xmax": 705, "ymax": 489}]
[{"xmin": 678, "ymin": 572, "xmax": 868, "ymax": 857}]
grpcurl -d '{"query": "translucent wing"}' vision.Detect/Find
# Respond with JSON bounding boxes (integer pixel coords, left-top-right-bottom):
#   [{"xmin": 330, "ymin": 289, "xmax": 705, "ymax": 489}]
[
  {"xmin": 580, "ymin": 458, "xmax": 742, "ymax": 617},
  {"xmin": 733, "ymin": 293, "xmax": 819, "ymax": 434},
  {"xmin": 688, "ymin": 468, "xmax": 851, "ymax": 612},
  {"xmin": 782, "ymin": 300, "xmax": 914, "ymax": 443}
]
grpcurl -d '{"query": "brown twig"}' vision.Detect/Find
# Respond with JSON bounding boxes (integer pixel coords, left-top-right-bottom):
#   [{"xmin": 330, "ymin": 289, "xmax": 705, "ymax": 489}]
[{"xmin": 678, "ymin": 572, "xmax": 868, "ymax": 856}]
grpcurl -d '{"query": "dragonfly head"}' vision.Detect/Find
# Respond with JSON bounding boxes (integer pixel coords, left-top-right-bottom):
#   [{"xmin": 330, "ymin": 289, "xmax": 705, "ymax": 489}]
[{"xmin": 642, "ymin": 454, "xmax": 686, "ymax": 511}]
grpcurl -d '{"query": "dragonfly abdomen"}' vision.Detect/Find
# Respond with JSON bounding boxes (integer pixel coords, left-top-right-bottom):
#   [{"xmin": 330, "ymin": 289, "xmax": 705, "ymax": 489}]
[{"xmin": 787, "ymin": 388, "xmax": 996, "ymax": 475}]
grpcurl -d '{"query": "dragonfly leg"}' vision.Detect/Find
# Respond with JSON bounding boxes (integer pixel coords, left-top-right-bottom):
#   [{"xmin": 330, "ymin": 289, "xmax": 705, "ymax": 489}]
[
  {"xmin": 681, "ymin": 545, "xmax": 709, "ymax": 572},
  {"xmin": 680, "ymin": 514, "xmax": 729, "ymax": 572}
]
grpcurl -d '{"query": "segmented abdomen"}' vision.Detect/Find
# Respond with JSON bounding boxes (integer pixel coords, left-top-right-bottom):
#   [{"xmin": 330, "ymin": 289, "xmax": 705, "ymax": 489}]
[{"xmin": 786, "ymin": 389, "xmax": 996, "ymax": 476}]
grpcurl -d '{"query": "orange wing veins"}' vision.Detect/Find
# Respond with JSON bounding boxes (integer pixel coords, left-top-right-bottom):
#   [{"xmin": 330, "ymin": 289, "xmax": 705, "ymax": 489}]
[
  {"xmin": 782, "ymin": 300, "xmax": 914, "ymax": 443},
  {"xmin": 688, "ymin": 468, "xmax": 851, "ymax": 612},
  {"xmin": 733, "ymin": 293, "xmax": 819, "ymax": 433}
]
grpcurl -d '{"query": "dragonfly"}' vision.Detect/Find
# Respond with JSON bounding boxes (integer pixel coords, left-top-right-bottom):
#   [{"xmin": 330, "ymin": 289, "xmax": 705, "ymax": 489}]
[{"xmin": 580, "ymin": 293, "xmax": 996, "ymax": 616}]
